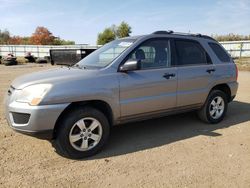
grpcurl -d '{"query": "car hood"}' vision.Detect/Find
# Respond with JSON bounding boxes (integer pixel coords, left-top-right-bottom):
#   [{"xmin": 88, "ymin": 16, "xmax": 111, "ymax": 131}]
[{"xmin": 11, "ymin": 67, "xmax": 98, "ymax": 89}]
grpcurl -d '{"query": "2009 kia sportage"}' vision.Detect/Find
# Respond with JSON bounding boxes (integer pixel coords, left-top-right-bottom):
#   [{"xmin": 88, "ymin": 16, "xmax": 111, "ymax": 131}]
[{"xmin": 5, "ymin": 31, "xmax": 238, "ymax": 159}]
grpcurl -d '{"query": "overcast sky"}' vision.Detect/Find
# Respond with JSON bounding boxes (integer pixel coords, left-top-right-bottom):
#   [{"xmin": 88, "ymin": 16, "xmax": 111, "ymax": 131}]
[{"xmin": 1, "ymin": 0, "xmax": 250, "ymax": 44}]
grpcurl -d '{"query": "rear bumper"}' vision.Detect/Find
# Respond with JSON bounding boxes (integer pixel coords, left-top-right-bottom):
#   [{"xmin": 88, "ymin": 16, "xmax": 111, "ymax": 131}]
[
  {"xmin": 228, "ymin": 81, "xmax": 238, "ymax": 101},
  {"xmin": 229, "ymin": 95, "xmax": 236, "ymax": 102}
]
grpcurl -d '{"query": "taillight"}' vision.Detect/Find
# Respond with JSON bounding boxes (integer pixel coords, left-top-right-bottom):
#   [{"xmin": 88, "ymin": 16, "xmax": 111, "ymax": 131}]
[{"xmin": 235, "ymin": 62, "xmax": 238, "ymax": 81}]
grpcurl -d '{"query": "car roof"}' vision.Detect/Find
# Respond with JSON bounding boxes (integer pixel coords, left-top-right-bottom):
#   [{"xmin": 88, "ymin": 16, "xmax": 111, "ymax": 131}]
[{"xmin": 122, "ymin": 31, "xmax": 217, "ymax": 42}]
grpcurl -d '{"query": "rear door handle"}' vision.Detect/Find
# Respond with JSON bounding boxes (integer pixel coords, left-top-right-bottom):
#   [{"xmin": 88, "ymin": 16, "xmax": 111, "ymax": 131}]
[
  {"xmin": 163, "ymin": 73, "xmax": 175, "ymax": 79},
  {"xmin": 206, "ymin": 68, "xmax": 216, "ymax": 74}
]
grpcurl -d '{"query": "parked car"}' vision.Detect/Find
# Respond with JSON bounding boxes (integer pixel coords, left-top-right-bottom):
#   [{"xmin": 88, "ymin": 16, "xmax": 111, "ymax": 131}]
[
  {"xmin": 24, "ymin": 52, "xmax": 36, "ymax": 63},
  {"xmin": 36, "ymin": 57, "xmax": 48, "ymax": 64},
  {"xmin": 5, "ymin": 31, "xmax": 238, "ymax": 159},
  {"xmin": 3, "ymin": 53, "xmax": 17, "ymax": 66}
]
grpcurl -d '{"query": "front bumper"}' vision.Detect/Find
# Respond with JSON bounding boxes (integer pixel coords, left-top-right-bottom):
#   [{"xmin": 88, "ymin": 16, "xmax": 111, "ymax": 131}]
[
  {"xmin": 12, "ymin": 128, "xmax": 54, "ymax": 140},
  {"xmin": 5, "ymin": 100, "xmax": 69, "ymax": 140}
]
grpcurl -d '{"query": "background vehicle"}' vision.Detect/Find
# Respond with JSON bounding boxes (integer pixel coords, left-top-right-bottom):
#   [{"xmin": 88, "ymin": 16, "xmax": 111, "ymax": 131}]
[
  {"xmin": 3, "ymin": 53, "xmax": 17, "ymax": 66},
  {"xmin": 5, "ymin": 31, "xmax": 238, "ymax": 159},
  {"xmin": 50, "ymin": 48, "xmax": 96, "ymax": 66}
]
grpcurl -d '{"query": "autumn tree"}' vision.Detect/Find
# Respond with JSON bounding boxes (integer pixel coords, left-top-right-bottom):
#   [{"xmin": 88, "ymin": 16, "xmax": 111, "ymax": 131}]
[
  {"xmin": 8, "ymin": 36, "xmax": 23, "ymax": 45},
  {"xmin": 30, "ymin": 26, "xmax": 56, "ymax": 45},
  {"xmin": 1, "ymin": 27, "xmax": 76, "ymax": 45}
]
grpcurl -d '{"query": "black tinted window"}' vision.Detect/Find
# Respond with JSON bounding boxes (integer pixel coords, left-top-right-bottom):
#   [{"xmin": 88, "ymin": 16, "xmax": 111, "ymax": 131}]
[
  {"xmin": 175, "ymin": 40, "xmax": 207, "ymax": 65},
  {"xmin": 128, "ymin": 39, "xmax": 170, "ymax": 69},
  {"xmin": 209, "ymin": 43, "xmax": 230, "ymax": 62}
]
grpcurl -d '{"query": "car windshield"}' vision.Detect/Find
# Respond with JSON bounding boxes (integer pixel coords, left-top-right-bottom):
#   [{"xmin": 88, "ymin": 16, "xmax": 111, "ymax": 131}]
[{"xmin": 76, "ymin": 39, "xmax": 135, "ymax": 68}]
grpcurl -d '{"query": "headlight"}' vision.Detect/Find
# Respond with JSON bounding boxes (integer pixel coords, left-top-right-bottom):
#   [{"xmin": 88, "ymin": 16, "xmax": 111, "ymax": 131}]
[{"xmin": 16, "ymin": 84, "xmax": 52, "ymax": 106}]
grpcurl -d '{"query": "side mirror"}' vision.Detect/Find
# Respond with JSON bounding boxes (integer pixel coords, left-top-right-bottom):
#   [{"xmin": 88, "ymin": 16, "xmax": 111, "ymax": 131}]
[{"xmin": 119, "ymin": 60, "xmax": 140, "ymax": 72}]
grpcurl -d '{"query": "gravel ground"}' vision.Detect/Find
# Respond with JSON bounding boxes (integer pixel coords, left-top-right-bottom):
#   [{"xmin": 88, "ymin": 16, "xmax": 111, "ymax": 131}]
[{"xmin": 0, "ymin": 64, "xmax": 250, "ymax": 187}]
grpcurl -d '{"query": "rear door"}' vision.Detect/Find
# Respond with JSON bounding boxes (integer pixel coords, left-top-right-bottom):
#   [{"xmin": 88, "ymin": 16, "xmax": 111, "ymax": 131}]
[
  {"xmin": 118, "ymin": 38, "xmax": 177, "ymax": 118},
  {"xmin": 174, "ymin": 39, "xmax": 215, "ymax": 107}
]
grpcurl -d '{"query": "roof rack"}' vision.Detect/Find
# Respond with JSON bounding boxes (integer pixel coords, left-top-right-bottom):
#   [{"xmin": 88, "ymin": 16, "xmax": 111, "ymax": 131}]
[
  {"xmin": 152, "ymin": 30, "xmax": 215, "ymax": 41},
  {"xmin": 152, "ymin": 30, "xmax": 173, "ymax": 34}
]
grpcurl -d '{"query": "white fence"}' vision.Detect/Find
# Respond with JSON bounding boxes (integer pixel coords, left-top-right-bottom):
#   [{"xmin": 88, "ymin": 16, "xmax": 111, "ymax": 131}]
[
  {"xmin": 0, "ymin": 41, "xmax": 250, "ymax": 58},
  {"xmin": 220, "ymin": 40, "xmax": 250, "ymax": 58},
  {"xmin": 0, "ymin": 44, "xmax": 99, "ymax": 58}
]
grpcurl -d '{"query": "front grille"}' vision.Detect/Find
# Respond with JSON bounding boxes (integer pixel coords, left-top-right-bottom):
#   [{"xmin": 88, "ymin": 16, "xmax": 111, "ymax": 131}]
[{"xmin": 12, "ymin": 112, "xmax": 30, "ymax": 124}]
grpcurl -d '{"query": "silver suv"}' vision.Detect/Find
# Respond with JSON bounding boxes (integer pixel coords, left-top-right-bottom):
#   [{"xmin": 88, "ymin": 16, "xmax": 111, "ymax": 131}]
[{"xmin": 5, "ymin": 31, "xmax": 238, "ymax": 159}]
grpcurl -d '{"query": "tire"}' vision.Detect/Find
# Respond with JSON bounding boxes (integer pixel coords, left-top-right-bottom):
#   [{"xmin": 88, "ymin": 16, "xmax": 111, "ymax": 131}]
[
  {"xmin": 54, "ymin": 107, "xmax": 110, "ymax": 159},
  {"xmin": 4, "ymin": 60, "xmax": 17, "ymax": 66},
  {"xmin": 198, "ymin": 90, "xmax": 228, "ymax": 124}
]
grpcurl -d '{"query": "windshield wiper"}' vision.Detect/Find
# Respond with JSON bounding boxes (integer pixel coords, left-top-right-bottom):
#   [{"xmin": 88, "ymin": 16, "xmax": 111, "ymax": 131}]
[
  {"xmin": 72, "ymin": 64, "xmax": 88, "ymax": 69},
  {"xmin": 61, "ymin": 64, "xmax": 72, "ymax": 69}
]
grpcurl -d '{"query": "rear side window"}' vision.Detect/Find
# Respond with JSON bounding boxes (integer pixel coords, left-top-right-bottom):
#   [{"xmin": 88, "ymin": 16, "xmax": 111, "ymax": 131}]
[
  {"xmin": 175, "ymin": 40, "xmax": 207, "ymax": 66},
  {"xmin": 208, "ymin": 43, "xmax": 230, "ymax": 62}
]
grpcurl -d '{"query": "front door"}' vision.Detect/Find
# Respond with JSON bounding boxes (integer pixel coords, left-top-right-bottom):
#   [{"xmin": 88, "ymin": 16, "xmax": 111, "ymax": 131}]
[{"xmin": 118, "ymin": 38, "xmax": 177, "ymax": 118}]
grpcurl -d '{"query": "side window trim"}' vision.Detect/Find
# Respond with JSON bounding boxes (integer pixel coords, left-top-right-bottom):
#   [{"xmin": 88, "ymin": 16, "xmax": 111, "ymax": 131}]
[
  {"xmin": 170, "ymin": 38, "xmax": 177, "ymax": 67},
  {"xmin": 118, "ymin": 37, "xmax": 173, "ymax": 71},
  {"xmin": 173, "ymin": 38, "xmax": 212, "ymax": 67}
]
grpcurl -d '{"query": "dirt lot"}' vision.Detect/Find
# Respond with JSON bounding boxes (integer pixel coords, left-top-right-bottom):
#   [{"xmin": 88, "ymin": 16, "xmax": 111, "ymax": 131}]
[{"xmin": 0, "ymin": 64, "xmax": 250, "ymax": 188}]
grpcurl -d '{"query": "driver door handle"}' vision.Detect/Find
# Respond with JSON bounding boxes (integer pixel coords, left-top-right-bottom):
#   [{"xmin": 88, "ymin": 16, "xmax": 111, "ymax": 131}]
[
  {"xmin": 163, "ymin": 73, "xmax": 175, "ymax": 79},
  {"xmin": 206, "ymin": 68, "xmax": 216, "ymax": 74}
]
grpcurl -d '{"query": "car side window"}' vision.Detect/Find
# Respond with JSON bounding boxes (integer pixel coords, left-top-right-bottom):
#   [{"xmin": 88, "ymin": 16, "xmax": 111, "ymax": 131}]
[
  {"xmin": 175, "ymin": 40, "xmax": 207, "ymax": 66},
  {"xmin": 128, "ymin": 39, "xmax": 170, "ymax": 69},
  {"xmin": 208, "ymin": 42, "xmax": 230, "ymax": 62}
]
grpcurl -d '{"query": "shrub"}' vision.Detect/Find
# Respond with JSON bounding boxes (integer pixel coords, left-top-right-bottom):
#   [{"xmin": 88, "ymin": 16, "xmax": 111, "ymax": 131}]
[{"xmin": 16, "ymin": 57, "xmax": 28, "ymax": 64}]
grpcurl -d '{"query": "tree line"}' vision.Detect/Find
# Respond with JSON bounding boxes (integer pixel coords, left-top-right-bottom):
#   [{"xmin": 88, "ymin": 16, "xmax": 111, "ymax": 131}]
[
  {"xmin": 212, "ymin": 33, "xmax": 250, "ymax": 42},
  {"xmin": 1, "ymin": 22, "xmax": 250, "ymax": 45},
  {"xmin": 0, "ymin": 22, "xmax": 131, "ymax": 46},
  {"xmin": 96, "ymin": 23, "xmax": 250, "ymax": 44},
  {"xmin": 0, "ymin": 26, "xmax": 75, "ymax": 45}
]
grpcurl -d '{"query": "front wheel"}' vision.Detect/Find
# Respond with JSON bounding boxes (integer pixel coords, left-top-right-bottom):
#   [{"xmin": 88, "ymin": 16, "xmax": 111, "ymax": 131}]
[
  {"xmin": 54, "ymin": 107, "xmax": 110, "ymax": 159},
  {"xmin": 198, "ymin": 90, "xmax": 228, "ymax": 124}
]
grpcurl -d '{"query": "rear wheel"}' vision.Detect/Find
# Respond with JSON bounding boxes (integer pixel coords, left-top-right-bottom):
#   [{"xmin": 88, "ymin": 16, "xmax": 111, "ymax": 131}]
[
  {"xmin": 198, "ymin": 90, "xmax": 228, "ymax": 124},
  {"xmin": 54, "ymin": 107, "xmax": 110, "ymax": 159}
]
